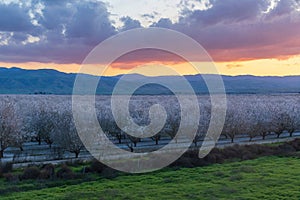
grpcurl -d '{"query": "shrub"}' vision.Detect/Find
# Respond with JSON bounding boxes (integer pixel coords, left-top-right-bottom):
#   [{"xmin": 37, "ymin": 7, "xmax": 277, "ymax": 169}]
[
  {"xmin": 241, "ymin": 151, "xmax": 256, "ymax": 160},
  {"xmin": 167, "ymin": 139, "xmax": 300, "ymax": 170},
  {"xmin": 277, "ymin": 143, "xmax": 296, "ymax": 155},
  {"xmin": 81, "ymin": 166, "xmax": 92, "ymax": 174},
  {"xmin": 192, "ymin": 159, "xmax": 208, "ymax": 167},
  {"xmin": 0, "ymin": 162, "xmax": 13, "ymax": 176},
  {"xmin": 171, "ymin": 157, "xmax": 195, "ymax": 168},
  {"xmin": 204, "ymin": 154, "xmax": 217, "ymax": 164},
  {"xmin": 222, "ymin": 145, "xmax": 240, "ymax": 159},
  {"xmin": 39, "ymin": 164, "xmax": 55, "ymax": 179},
  {"xmin": 21, "ymin": 166, "xmax": 41, "ymax": 180},
  {"xmin": 289, "ymin": 139, "xmax": 300, "ymax": 151},
  {"xmin": 214, "ymin": 154, "xmax": 225, "ymax": 164},
  {"xmin": 3, "ymin": 173, "xmax": 19, "ymax": 182},
  {"xmin": 90, "ymin": 160, "xmax": 107, "ymax": 173},
  {"xmin": 183, "ymin": 150, "xmax": 199, "ymax": 159},
  {"xmin": 56, "ymin": 164, "xmax": 75, "ymax": 179},
  {"xmin": 101, "ymin": 168, "xmax": 118, "ymax": 179}
]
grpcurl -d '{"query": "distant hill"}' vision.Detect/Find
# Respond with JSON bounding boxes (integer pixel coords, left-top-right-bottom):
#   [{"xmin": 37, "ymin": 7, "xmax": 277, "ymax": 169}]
[{"xmin": 0, "ymin": 67, "xmax": 299, "ymax": 95}]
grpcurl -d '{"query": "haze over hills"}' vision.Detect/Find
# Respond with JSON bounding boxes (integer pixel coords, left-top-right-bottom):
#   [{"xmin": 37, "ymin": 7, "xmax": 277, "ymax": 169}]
[{"xmin": 0, "ymin": 67, "xmax": 299, "ymax": 95}]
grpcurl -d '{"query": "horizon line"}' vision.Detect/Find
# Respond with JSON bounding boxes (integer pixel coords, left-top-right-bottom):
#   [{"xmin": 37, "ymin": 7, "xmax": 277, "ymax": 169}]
[{"xmin": 1, "ymin": 66, "xmax": 300, "ymax": 78}]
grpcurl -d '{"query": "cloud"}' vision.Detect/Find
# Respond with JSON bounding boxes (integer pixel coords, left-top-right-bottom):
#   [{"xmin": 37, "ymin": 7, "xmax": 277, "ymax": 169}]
[
  {"xmin": 0, "ymin": 0, "xmax": 116, "ymax": 63},
  {"xmin": 141, "ymin": 13, "xmax": 155, "ymax": 19},
  {"xmin": 120, "ymin": 16, "xmax": 142, "ymax": 31},
  {"xmin": 0, "ymin": 3, "xmax": 34, "ymax": 32},
  {"xmin": 179, "ymin": 0, "xmax": 268, "ymax": 26},
  {"xmin": 267, "ymin": 0, "xmax": 300, "ymax": 17},
  {"xmin": 0, "ymin": 0, "xmax": 299, "ymax": 65},
  {"xmin": 152, "ymin": 0, "xmax": 300, "ymax": 62},
  {"xmin": 150, "ymin": 18, "xmax": 173, "ymax": 28},
  {"xmin": 110, "ymin": 49, "xmax": 186, "ymax": 70}
]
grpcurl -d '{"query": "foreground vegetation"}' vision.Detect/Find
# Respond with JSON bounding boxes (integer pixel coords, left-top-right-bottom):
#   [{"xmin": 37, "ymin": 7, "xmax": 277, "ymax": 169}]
[
  {"xmin": 0, "ymin": 156, "xmax": 299, "ymax": 200},
  {"xmin": 0, "ymin": 140, "xmax": 300, "ymax": 199}
]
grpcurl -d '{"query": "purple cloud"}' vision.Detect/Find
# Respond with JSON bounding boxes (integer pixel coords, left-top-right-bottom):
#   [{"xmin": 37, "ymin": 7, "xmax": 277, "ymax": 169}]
[
  {"xmin": 152, "ymin": 0, "xmax": 300, "ymax": 61},
  {"xmin": 0, "ymin": 0, "xmax": 116, "ymax": 63},
  {"xmin": 120, "ymin": 16, "xmax": 142, "ymax": 31},
  {"xmin": 0, "ymin": 0, "xmax": 299, "ymax": 64},
  {"xmin": 0, "ymin": 3, "xmax": 34, "ymax": 32}
]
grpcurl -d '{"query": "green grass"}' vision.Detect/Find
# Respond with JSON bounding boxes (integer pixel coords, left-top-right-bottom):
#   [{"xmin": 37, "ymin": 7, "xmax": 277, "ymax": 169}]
[
  {"xmin": 1, "ymin": 156, "xmax": 300, "ymax": 200},
  {"xmin": 264, "ymin": 142, "xmax": 285, "ymax": 147}
]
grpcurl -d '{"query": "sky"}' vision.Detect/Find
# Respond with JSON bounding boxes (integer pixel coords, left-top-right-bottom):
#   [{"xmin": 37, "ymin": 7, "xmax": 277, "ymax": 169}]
[{"xmin": 0, "ymin": 0, "xmax": 299, "ymax": 76}]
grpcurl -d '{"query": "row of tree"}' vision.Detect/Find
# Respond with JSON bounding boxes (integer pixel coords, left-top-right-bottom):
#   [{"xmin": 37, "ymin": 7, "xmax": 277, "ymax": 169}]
[
  {"xmin": 0, "ymin": 101, "xmax": 84, "ymax": 158},
  {"xmin": 220, "ymin": 105, "xmax": 298, "ymax": 143},
  {"xmin": 0, "ymin": 95, "xmax": 299, "ymax": 158}
]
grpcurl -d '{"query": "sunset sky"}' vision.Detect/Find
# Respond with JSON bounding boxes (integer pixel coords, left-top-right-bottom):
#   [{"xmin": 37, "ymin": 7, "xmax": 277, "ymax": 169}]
[{"xmin": 0, "ymin": 0, "xmax": 299, "ymax": 76}]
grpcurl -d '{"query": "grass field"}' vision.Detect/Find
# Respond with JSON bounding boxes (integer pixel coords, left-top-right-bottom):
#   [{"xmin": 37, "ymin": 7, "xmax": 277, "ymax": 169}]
[{"xmin": 1, "ymin": 156, "xmax": 300, "ymax": 200}]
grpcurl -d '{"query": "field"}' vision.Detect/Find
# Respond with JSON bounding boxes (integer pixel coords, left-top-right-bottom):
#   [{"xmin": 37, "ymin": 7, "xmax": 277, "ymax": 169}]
[
  {"xmin": 0, "ymin": 94, "xmax": 299, "ymax": 199},
  {"xmin": 0, "ymin": 155, "xmax": 299, "ymax": 200}
]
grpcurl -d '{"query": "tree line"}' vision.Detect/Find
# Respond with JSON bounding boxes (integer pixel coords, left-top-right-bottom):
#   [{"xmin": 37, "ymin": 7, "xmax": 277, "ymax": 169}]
[{"xmin": 0, "ymin": 95, "xmax": 299, "ymax": 159}]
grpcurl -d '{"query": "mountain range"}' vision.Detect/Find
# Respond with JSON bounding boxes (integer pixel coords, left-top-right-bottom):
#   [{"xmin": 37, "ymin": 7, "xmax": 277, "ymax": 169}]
[{"xmin": 0, "ymin": 67, "xmax": 299, "ymax": 95}]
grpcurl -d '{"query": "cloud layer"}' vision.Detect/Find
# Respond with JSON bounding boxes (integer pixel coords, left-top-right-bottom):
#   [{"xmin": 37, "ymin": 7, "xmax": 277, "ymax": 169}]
[{"xmin": 0, "ymin": 0, "xmax": 299, "ymax": 65}]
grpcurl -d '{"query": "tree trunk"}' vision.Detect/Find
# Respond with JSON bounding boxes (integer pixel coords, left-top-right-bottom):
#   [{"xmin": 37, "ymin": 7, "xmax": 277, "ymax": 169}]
[
  {"xmin": 290, "ymin": 132, "xmax": 293, "ymax": 137},
  {"xmin": 156, "ymin": 139, "xmax": 159, "ymax": 145},
  {"xmin": 75, "ymin": 152, "xmax": 79, "ymax": 158},
  {"xmin": 231, "ymin": 137, "xmax": 234, "ymax": 143},
  {"xmin": 0, "ymin": 149, "xmax": 4, "ymax": 158}
]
